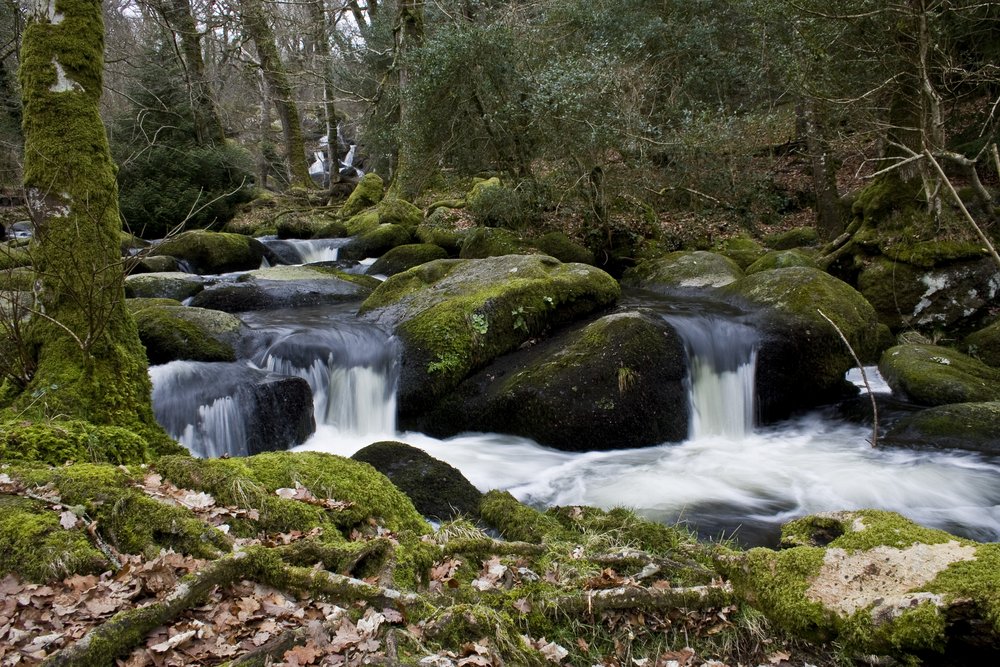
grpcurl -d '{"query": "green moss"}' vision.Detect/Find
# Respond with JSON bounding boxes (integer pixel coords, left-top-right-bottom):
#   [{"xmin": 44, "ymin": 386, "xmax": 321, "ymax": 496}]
[
  {"xmin": 926, "ymin": 543, "xmax": 1000, "ymax": 634},
  {"xmin": 841, "ymin": 599, "xmax": 947, "ymax": 659},
  {"xmin": 879, "ymin": 344, "xmax": 1000, "ymax": 406},
  {"xmin": 764, "ymin": 227, "xmax": 820, "ymax": 250},
  {"xmin": 711, "ymin": 236, "xmax": 767, "ymax": 269},
  {"xmin": 377, "ymin": 196, "xmax": 422, "ymax": 227},
  {"xmin": 132, "ymin": 305, "xmax": 236, "ymax": 365},
  {"xmin": 886, "ymin": 401, "xmax": 1000, "ymax": 451},
  {"xmin": 745, "ymin": 249, "xmax": 818, "ymax": 274},
  {"xmin": 459, "ymin": 227, "xmax": 531, "ymax": 259},
  {"xmin": 532, "ymin": 232, "xmax": 595, "ymax": 265},
  {"xmin": 963, "ymin": 320, "xmax": 1000, "ymax": 368},
  {"xmin": 0, "ymin": 245, "xmax": 32, "ymax": 271},
  {"xmin": 313, "ymin": 219, "xmax": 348, "ymax": 238},
  {"xmin": 341, "ymin": 173, "xmax": 384, "ymax": 216},
  {"xmin": 416, "ymin": 217, "xmax": 466, "ymax": 254},
  {"xmin": 367, "ymin": 243, "xmax": 449, "ymax": 277},
  {"xmin": 783, "ymin": 510, "xmax": 957, "ymax": 552},
  {"xmin": 0, "ymin": 419, "xmax": 149, "ymax": 465},
  {"xmin": 851, "ymin": 176, "xmax": 922, "ymax": 222},
  {"xmin": 479, "ymin": 490, "xmax": 571, "ymax": 543},
  {"xmin": 0, "ymin": 494, "xmax": 107, "ymax": 582},
  {"xmin": 153, "ymin": 230, "xmax": 265, "ymax": 274},
  {"xmin": 622, "ymin": 250, "xmax": 744, "ymax": 289},
  {"xmin": 0, "ymin": 266, "xmax": 34, "ymax": 291}
]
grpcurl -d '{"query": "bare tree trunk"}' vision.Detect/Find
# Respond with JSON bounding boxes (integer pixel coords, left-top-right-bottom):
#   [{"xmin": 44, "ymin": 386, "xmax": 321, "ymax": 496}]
[
  {"xmin": 309, "ymin": 0, "xmax": 340, "ymax": 190},
  {"xmin": 14, "ymin": 0, "xmax": 166, "ymax": 441},
  {"xmin": 801, "ymin": 99, "xmax": 843, "ymax": 239},
  {"xmin": 240, "ymin": 0, "xmax": 313, "ymax": 189}
]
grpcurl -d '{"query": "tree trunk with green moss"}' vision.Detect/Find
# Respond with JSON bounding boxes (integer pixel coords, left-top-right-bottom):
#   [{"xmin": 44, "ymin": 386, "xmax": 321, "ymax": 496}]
[
  {"xmin": 240, "ymin": 0, "xmax": 314, "ymax": 189},
  {"xmin": 14, "ymin": 0, "xmax": 166, "ymax": 444},
  {"xmin": 391, "ymin": 0, "xmax": 425, "ymax": 199}
]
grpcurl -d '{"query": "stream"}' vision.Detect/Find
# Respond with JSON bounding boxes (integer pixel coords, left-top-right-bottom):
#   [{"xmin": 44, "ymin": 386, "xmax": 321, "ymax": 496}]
[{"xmin": 150, "ymin": 239, "xmax": 1000, "ymax": 546}]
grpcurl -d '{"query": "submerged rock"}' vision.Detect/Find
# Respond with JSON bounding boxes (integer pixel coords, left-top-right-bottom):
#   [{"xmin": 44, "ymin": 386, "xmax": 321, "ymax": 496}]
[
  {"xmin": 352, "ymin": 441, "xmax": 482, "ymax": 521},
  {"xmin": 358, "ymin": 255, "xmax": 621, "ymax": 418},
  {"xmin": 879, "ymin": 344, "xmax": 1000, "ymax": 406},
  {"xmin": 721, "ymin": 510, "xmax": 1000, "ymax": 663},
  {"xmin": 723, "ymin": 267, "xmax": 887, "ymax": 421},
  {"xmin": 419, "ymin": 310, "xmax": 688, "ymax": 450},
  {"xmin": 623, "ymin": 250, "xmax": 744, "ymax": 289}
]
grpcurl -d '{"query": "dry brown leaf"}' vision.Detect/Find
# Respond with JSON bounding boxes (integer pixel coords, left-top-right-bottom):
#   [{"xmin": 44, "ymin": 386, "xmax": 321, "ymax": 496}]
[
  {"xmin": 283, "ymin": 641, "xmax": 322, "ymax": 666},
  {"xmin": 149, "ymin": 629, "xmax": 196, "ymax": 653}
]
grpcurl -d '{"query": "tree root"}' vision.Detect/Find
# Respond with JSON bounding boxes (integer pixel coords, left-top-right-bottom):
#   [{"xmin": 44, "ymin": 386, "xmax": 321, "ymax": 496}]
[
  {"xmin": 547, "ymin": 582, "xmax": 734, "ymax": 617},
  {"xmin": 42, "ymin": 545, "xmax": 423, "ymax": 667},
  {"xmin": 441, "ymin": 537, "xmax": 547, "ymax": 558}
]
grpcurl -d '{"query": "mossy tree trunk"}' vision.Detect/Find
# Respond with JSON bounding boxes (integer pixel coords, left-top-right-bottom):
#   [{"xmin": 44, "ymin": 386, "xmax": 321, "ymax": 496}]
[
  {"xmin": 391, "ymin": 0, "xmax": 425, "ymax": 200},
  {"xmin": 240, "ymin": 0, "xmax": 314, "ymax": 189},
  {"xmin": 309, "ymin": 0, "xmax": 340, "ymax": 189},
  {"xmin": 15, "ymin": 0, "xmax": 165, "ymax": 441},
  {"xmin": 151, "ymin": 0, "xmax": 226, "ymax": 146}
]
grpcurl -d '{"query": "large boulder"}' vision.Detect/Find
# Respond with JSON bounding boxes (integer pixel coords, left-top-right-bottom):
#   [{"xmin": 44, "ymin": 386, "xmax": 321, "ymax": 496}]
[
  {"xmin": 151, "ymin": 231, "xmax": 266, "ymax": 274},
  {"xmin": 884, "ymin": 402, "xmax": 1000, "ymax": 454},
  {"xmin": 532, "ymin": 232, "xmax": 595, "ymax": 265},
  {"xmin": 857, "ymin": 256, "xmax": 999, "ymax": 333},
  {"xmin": 131, "ymin": 303, "xmax": 243, "ymax": 365},
  {"xmin": 367, "ymin": 243, "xmax": 449, "ymax": 277},
  {"xmin": 341, "ymin": 172, "xmax": 384, "ymax": 217},
  {"xmin": 720, "ymin": 510, "xmax": 1000, "ymax": 664},
  {"xmin": 351, "ymin": 441, "xmax": 482, "ymax": 521},
  {"xmin": 245, "ymin": 376, "xmax": 316, "ymax": 456},
  {"xmin": 623, "ymin": 251, "xmax": 744, "ymax": 290},
  {"xmin": 418, "ymin": 310, "xmax": 689, "ymax": 450},
  {"xmin": 879, "ymin": 344, "xmax": 1000, "ymax": 406},
  {"xmin": 376, "ymin": 197, "xmax": 422, "ymax": 227},
  {"xmin": 722, "ymin": 267, "xmax": 887, "ymax": 420},
  {"xmin": 962, "ymin": 319, "xmax": 1000, "ymax": 368},
  {"xmin": 712, "ymin": 236, "xmax": 767, "ymax": 269},
  {"xmin": 189, "ymin": 265, "xmax": 377, "ymax": 312},
  {"xmin": 339, "ymin": 223, "xmax": 414, "ymax": 261},
  {"xmin": 763, "ymin": 227, "xmax": 820, "ymax": 250},
  {"xmin": 417, "ymin": 208, "xmax": 468, "ymax": 254},
  {"xmin": 459, "ymin": 227, "xmax": 533, "ymax": 259},
  {"xmin": 745, "ymin": 249, "xmax": 818, "ymax": 275},
  {"xmin": 358, "ymin": 255, "xmax": 621, "ymax": 418},
  {"xmin": 124, "ymin": 271, "xmax": 204, "ymax": 301}
]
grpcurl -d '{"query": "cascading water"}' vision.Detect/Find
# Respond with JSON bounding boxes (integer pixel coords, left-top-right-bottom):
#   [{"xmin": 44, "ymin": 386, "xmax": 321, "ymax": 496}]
[
  {"xmin": 259, "ymin": 237, "xmax": 349, "ymax": 265},
  {"xmin": 255, "ymin": 322, "xmax": 399, "ymax": 435},
  {"xmin": 662, "ymin": 314, "xmax": 758, "ymax": 439}
]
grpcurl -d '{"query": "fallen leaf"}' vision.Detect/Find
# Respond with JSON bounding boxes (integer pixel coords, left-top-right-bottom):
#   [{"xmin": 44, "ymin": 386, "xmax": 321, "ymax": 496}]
[
  {"xmin": 59, "ymin": 511, "xmax": 79, "ymax": 530},
  {"xmin": 149, "ymin": 630, "xmax": 196, "ymax": 653},
  {"xmin": 283, "ymin": 641, "xmax": 322, "ymax": 666}
]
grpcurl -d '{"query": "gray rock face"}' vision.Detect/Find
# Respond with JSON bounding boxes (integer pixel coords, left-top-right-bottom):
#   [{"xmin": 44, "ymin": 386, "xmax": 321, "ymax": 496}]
[
  {"xmin": 416, "ymin": 310, "xmax": 689, "ymax": 451},
  {"xmin": 245, "ymin": 376, "xmax": 316, "ymax": 456}
]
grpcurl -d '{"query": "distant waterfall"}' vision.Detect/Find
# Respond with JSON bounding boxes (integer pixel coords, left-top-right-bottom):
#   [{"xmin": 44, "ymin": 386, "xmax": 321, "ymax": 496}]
[
  {"xmin": 663, "ymin": 315, "xmax": 758, "ymax": 439},
  {"xmin": 259, "ymin": 238, "xmax": 348, "ymax": 265},
  {"xmin": 256, "ymin": 325, "xmax": 399, "ymax": 435}
]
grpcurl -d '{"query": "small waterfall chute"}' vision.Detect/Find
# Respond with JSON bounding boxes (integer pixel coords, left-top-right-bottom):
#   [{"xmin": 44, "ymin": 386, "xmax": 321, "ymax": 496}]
[{"xmin": 259, "ymin": 237, "xmax": 349, "ymax": 265}]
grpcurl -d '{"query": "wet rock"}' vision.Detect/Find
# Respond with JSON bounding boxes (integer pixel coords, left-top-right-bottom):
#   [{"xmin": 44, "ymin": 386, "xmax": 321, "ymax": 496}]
[
  {"xmin": 419, "ymin": 310, "xmax": 688, "ymax": 450},
  {"xmin": 352, "ymin": 441, "xmax": 482, "ymax": 521},
  {"xmin": 129, "ymin": 254, "xmax": 179, "ymax": 274},
  {"xmin": 359, "ymin": 254, "xmax": 621, "ymax": 418},
  {"xmin": 884, "ymin": 401, "xmax": 1000, "ymax": 454},
  {"xmin": 962, "ymin": 319, "xmax": 1000, "ymax": 368},
  {"xmin": 131, "ymin": 303, "xmax": 243, "ymax": 365},
  {"xmin": 339, "ymin": 223, "xmax": 414, "ymax": 260},
  {"xmin": 623, "ymin": 250, "xmax": 744, "ymax": 290},
  {"xmin": 879, "ymin": 344, "xmax": 1000, "ymax": 406},
  {"xmin": 124, "ymin": 271, "xmax": 204, "ymax": 301},
  {"xmin": 244, "ymin": 376, "xmax": 316, "ymax": 456},
  {"xmin": 533, "ymin": 232, "xmax": 595, "ymax": 265},
  {"xmin": 190, "ymin": 265, "xmax": 376, "ymax": 312},
  {"xmin": 151, "ymin": 230, "xmax": 266, "ymax": 274},
  {"xmin": 367, "ymin": 243, "xmax": 448, "ymax": 277}
]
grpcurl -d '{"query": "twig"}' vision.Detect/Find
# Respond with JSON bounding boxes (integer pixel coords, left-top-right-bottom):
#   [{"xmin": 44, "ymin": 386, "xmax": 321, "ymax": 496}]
[{"xmin": 817, "ymin": 309, "xmax": 878, "ymax": 448}]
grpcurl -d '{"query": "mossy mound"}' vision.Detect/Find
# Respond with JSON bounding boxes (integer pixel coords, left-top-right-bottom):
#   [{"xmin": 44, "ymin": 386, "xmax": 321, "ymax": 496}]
[
  {"xmin": 623, "ymin": 250, "xmax": 744, "ymax": 289},
  {"xmin": 359, "ymin": 255, "xmax": 621, "ymax": 418},
  {"xmin": 154, "ymin": 451, "xmax": 430, "ymax": 536},
  {"xmin": 313, "ymin": 219, "xmax": 349, "ymax": 238},
  {"xmin": 532, "ymin": 232, "xmax": 595, "ymax": 265},
  {"xmin": 367, "ymin": 243, "xmax": 449, "ymax": 277},
  {"xmin": 962, "ymin": 319, "xmax": 1000, "ymax": 367},
  {"xmin": 416, "ymin": 215, "xmax": 467, "ymax": 254},
  {"xmin": 343, "ymin": 209, "xmax": 380, "ymax": 236},
  {"xmin": 376, "ymin": 196, "xmax": 422, "ymax": 227},
  {"xmin": 459, "ymin": 227, "xmax": 533, "ymax": 259},
  {"xmin": 189, "ymin": 265, "xmax": 375, "ymax": 312},
  {"xmin": 0, "ymin": 244, "xmax": 31, "ymax": 271},
  {"xmin": 275, "ymin": 214, "xmax": 324, "ymax": 239},
  {"xmin": 885, "ymin": 401, "xmax": 1000, "ymax": 454},
  {"xmin": 341, "ymin": 173, "xmax": 384, "ymax": 217},
  {"xmin": 131, "ymin": 303, "xmax": 242, "ymax": 365},
  {"xmin": 351, "ymin": 441, "xmax": 483, "ymax": 521},
  {"xmin": 124, "ymin": 271, "xmax": 204, "ymax": 300},
  {"xmin": 340, "ymin": 223, "xmax": 415, "ymax": 261},
  {"xmin": 879, "ymin": 344, "xmax": 1000, "ymax": 406},
  {"xmin": 0, "ymin": 419, "xmax": 150, "ymax": 465},
  {"xmin": 152, "ymin": 230, "xmax": 266, "ymax": 274},
  {"xmin": 723, "ymin": 267, "xmax": 886, "ymax": 420},
  {"xmin": 745, "ymin": 249, "xmax": 818, "ymax": 275},
  {"xmin": 130, "ymin": 254, "xmax": 180, "ymax": 274},
  {"xmin": 420, "ymin": 310, "xmax": 689, "ymax": 450},
  {"xmin": 764, "ymin": 227, "xmax": 820, "ymax": 250},
  {"xmin": 711, "ymin": 236, "xmax": 767, "ymax": 269},
  {"xmin": 0, "ymin": 495, "xmax": 108, "ymax": 582},
  {"xmin": 721, "ymin": 509, "xmax": 1000, "ymax": 662}
]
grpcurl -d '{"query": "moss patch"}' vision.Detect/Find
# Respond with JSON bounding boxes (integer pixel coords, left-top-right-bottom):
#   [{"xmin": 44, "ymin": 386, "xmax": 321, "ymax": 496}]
[
  {"xmin": 367, "ymin": 243, "xmax": 449, "ymax": 277},
  {"xmin": 341, "ymin": 173, "xmax": 384, "ymax": 216},
  {"xmin": 623, "ymin": 250, "xmax": 744, "ymax": 289},
  {"xmin": 152, "ymin": 231, "xmax": 266, "ymax": 274},
  {"xmin": 879, "ymin": 344, "xmax": 1000, "ymax": 406},
  {"xmin": 745, "ymin": 249, "xmax": 818, "ymax": 275},
  {"xmin": 0, "ymin": 419, "xmax": 150, "ymax": 465}
]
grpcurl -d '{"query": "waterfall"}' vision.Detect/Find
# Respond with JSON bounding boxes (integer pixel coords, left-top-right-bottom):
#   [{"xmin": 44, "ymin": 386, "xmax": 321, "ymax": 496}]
[
  {"xmin": 256, "ymin": 325, "xmax": 399, "ymax": 435},
  {"xmin": 662, "ymin": 315, "xmax": 758, "ymax": 439},
  {"xmin": 259, "ymin": 237, "xmax": 348, "ymax": 265}
]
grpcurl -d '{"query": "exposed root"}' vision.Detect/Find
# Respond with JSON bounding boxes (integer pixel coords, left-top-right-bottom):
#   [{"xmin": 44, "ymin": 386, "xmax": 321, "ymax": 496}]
[{"xmin": 547, "ymin": 582, "xmax": 734, "ymax": 617}]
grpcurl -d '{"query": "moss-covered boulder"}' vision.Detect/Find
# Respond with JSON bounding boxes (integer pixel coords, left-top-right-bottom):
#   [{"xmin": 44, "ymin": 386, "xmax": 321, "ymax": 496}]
[
  {"xmin": 131, "ymin": 303, "xmax": 242, "ymax": 365},
  {"xmin": 313, "ymin": 218, "xmax": 349, "ymax": 239},
  {"xmin": 623, "ymin": 251, "xmax": 744, "ymax": 290},
  {"xmin": 359, "ymin": 255, "xmax": 621, "ymax": 417},
  {"xmin": 884, "ymin": 401, "xmax": 1000, "ymax": 454},
  {"xmin": 418, "ymin": 207, "xmax": 468, "ymax": 254},
  {"xmin": 723, "ymin": 267, "xmax": 886, "ymax": 420},
  {"xmin": 343, "ymin": 209, "xmax": 380, "ymax": 236},
  {"xmin": 720, "ymin": 509, "xmax": 1000, "ymax": 663},
  {"xmin": 124, "ymin": 271, "xmax": 204, "ymax": 300},
  {"xmin": 879, "ymin": 344, "xmax": 1000, "ymax": 406},
  {"xmin": 151, "ymin": 231, "xmax": 266, "ymax": 274},
  {"xmin": 963, "ymin": 319, "xmax": 1000, "ymax": 368},
  {"xmin": 275, "ymin": 213, "xmax": 323, "ymax": 239},
  {"xmin": 341, "ymin": 173, "xmax": 384, "ymax": 217},
  {"xmin": 764, "ymin": 227, "xmax": 820, "ymax": 250},
  {"xmin": 129, "ymin": 254, "xmax": 180, "ymax": 274},
  {"xmin": 712, "ymin": 236, "xmax": 767, "ymax": 269},
  {"xmin": 351, "ymin": 441, "xmax": 482, "ymax": 521},
  {"xmin": 376, "ymin": 196, "xmax": 422, "ymax": 227},
  {"xmin": 340, "ymin": 223, "xmax": 414, "ymax": 261},
  {"xmin": 367, "ymin": 243, "xmax": 449, "ymax": 277},
  {"xmin": 745, "ymin": 249, "xmax": 818, "ymax": 275},
  {"xmin": 189, "ymin": 265, "xmax": 376, "ymax": 312},
  {"xmin": 459, "ymin": 227, "xmax": 533, "ymax": 259},
  {"xmin": 419, "ymin": 310, "xmax": 689, "ymax": 450},
  {"xmin": 858, "ymin": 256, "xmax": 999, "ymax": 333},
  {"xmin": 532, "ymin": 232, "xmax": 595, "ymax": 265},
  {"xmin": 0, "ymin": 419, "xmax": 151, "ymax": 465}
]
